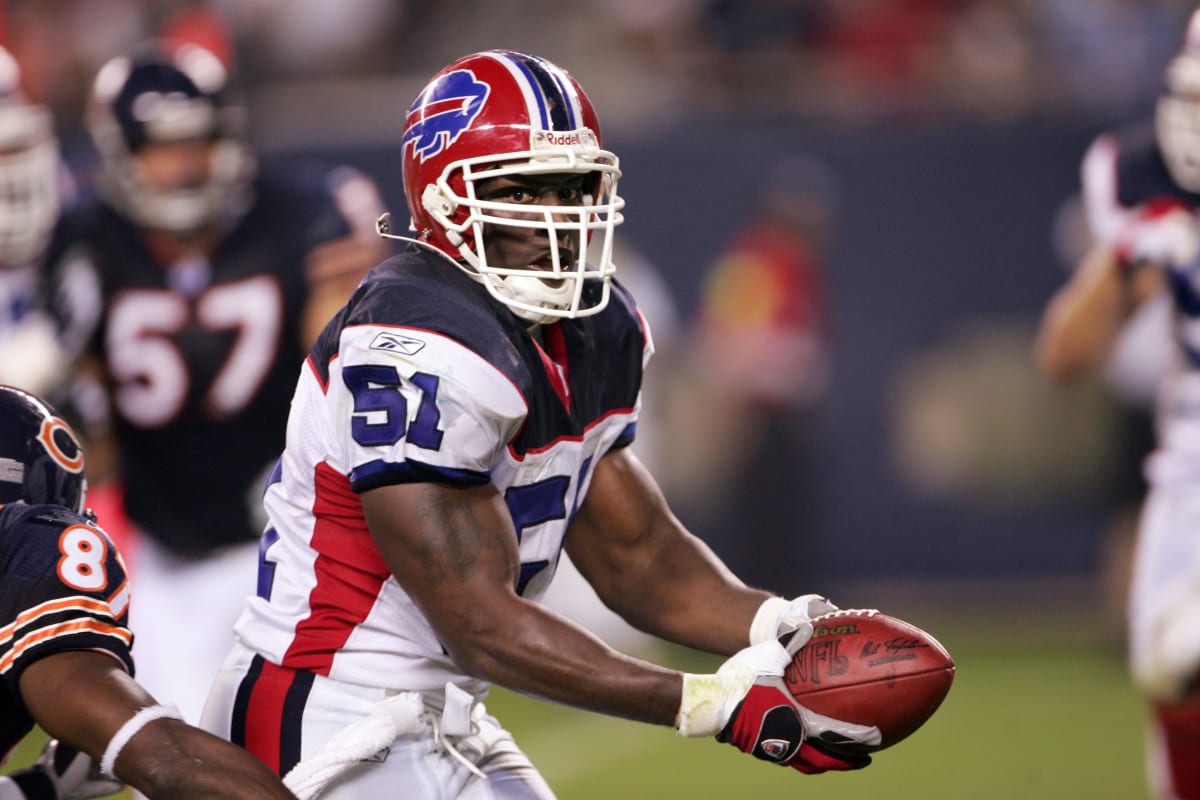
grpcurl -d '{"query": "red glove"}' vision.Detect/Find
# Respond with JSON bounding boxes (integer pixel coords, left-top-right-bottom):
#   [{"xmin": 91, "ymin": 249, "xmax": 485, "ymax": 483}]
[
  {"xmin": 717, "ymin": 677, "xmax": 872, "ymax": 774},
  {"xmin": 676, "ymin": 640, "xmax": 877, "ymax": 775}
]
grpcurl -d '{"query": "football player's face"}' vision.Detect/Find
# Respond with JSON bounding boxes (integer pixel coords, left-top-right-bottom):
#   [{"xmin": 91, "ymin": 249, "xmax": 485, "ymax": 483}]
[
  {"xmin": 475, "ymin": 172, "xmax": 585, "ymax": 271},
  {"xmin": 132, "ymin": 139, "xmax": 214, "ymax": 193}
]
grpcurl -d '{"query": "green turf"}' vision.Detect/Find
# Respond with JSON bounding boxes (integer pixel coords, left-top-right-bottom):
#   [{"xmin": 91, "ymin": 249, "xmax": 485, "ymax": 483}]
[
  {"xmin": 485, "ymin": 623, "xmax": 1151, "ymax": 800},
  {"xmin": 3, "ymin": 619, "xmax": 1151, "ymax": 799}
]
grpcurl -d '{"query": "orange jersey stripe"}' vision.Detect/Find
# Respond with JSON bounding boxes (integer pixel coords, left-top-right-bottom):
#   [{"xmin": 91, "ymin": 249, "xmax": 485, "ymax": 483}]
[
  {"xmin": 0, "ymin": 595, "xmax": 116, "ymax": 644},
  {"xmin": 0, "ymin": 618, "xmax": 133, "ymax": 673}
]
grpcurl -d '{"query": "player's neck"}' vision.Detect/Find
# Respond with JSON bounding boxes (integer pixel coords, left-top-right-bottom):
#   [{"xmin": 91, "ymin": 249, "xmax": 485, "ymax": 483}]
[{"xmin": 141, "ymin": 226, "xmax": 221, "ymax": 266}]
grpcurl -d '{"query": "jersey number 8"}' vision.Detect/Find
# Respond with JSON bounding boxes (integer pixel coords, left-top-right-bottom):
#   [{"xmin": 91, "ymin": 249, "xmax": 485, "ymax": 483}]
[{"xmin": 56, "ymin": 525, "xmax": 109, "ymax": 591}]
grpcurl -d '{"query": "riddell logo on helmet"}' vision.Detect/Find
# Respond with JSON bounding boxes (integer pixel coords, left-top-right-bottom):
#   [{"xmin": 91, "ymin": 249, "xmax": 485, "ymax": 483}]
[
  {"xmin": 536, "ymin": 129, "xmax": 597, "ymax": 148},
  {"xmin": 545, "ymin": 131, "xmax": 581, "ymax": 146}
]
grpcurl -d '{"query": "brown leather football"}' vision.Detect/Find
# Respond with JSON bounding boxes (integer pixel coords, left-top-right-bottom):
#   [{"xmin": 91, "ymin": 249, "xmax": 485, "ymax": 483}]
[{"xmin": 784, "ymin": 609, "xmax": 955, "ymax": 753}]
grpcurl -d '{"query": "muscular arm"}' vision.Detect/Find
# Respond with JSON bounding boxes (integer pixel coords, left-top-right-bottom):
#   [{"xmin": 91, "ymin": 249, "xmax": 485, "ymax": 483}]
[
  {"xmin": 360, "ymin": 479, "xmax": 684, "ymax": 727},
  {"xmin": 566, "ymin": 447, "xmax": 772, "ymax": 655},
  {"xmin": 19, "ymin": 651, "xmax": 295, "ymax": 800},
  {"xmin": 1035, "ymin": 240, "xmax": 1164, "ymax": 382}
]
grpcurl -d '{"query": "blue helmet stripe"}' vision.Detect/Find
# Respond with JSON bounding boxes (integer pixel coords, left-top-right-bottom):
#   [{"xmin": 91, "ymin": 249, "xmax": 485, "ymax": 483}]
[{"xmin": 505, "ymin": 52, "xmax": 574, "ymax": 131}]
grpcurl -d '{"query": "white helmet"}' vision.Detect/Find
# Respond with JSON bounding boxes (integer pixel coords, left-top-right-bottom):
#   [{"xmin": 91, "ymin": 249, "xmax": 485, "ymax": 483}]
[
  {"xmin": 1158, "ymin": 10, "xmax": 1200, "ymax": 191},
  {"xmin": 0, "ymin": 48, "xmax": 59, "ymax": 266}
]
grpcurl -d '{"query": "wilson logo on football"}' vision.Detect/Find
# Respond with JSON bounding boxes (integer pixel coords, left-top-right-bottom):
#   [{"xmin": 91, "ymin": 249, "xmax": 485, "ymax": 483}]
[{"xmin": 403, "ymin": 69, "xmax": 490, "ymax": 163}]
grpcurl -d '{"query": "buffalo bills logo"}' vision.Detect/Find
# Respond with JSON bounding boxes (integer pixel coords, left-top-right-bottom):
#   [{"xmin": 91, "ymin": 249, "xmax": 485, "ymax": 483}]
[{"xmin": 403, "ymin": 69, "xmax": 489, "ymax": 163}]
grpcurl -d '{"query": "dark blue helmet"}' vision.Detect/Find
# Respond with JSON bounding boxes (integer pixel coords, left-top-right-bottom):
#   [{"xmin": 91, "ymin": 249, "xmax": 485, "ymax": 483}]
[
  {"xmin": 0, "ymin": 385, "xmax": 86, "ymax": 513},
  {"xmin": 86, "ymin": 40, "xmax": 253, "ymax": 232}
]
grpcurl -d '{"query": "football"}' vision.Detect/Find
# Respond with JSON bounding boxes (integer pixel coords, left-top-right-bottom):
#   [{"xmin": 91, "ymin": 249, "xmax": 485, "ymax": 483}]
[{"xmin": 784, "ymin": 609, "xmax": 955, "ymax": 753}]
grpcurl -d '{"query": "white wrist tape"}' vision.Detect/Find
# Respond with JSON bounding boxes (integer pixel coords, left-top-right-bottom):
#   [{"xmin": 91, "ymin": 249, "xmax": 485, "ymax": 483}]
[
  {"xmin": 749, "ymin": 596, "xmax": 788, "ymax": 646},
  {"xmin": 100, "ymin": 704, "xmax": 182, "ymax": 779},
  {"xmin": 676, "ymin": 672, "xmax": 728, "ymax": 738}
]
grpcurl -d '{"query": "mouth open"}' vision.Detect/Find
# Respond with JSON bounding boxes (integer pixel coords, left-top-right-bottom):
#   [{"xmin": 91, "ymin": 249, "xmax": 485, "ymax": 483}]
[{"xmin": 527, "ymin": 249, "xmax": 576, "ymax": 286}]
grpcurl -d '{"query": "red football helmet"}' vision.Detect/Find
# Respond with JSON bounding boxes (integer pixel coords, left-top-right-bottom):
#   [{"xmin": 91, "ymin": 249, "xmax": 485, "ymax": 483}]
[{"xmin": 388, "ymin": 50, "xmax": 624, "ymax": 324}]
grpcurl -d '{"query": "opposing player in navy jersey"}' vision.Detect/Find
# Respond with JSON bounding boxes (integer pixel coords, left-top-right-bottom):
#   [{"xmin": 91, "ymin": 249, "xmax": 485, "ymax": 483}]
[
  {"xmin": 0, "ymin": 385, "xmax": 298, "ymax": 800},
  {"xmin": 44, "ymin": 41, "xmax": 388, "ymax": 729},
  {"xmin": 1037, "ymin": 12, "xmax": 1200, "ymax": 800},
  {"xmin": 200, "ymin": 50, "xmax": 876, "ymax": 800}
]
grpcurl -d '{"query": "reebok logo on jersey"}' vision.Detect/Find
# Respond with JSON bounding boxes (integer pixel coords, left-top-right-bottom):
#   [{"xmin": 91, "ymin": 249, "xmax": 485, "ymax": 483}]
[{"xmin": 369, "ymin": 332, "xmax": 426, "ymax": 355}]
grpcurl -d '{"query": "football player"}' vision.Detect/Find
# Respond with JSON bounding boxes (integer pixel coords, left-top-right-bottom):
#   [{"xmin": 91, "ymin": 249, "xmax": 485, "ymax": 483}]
[
  {"xmin": 0, "ymin": 46, "xmax": 73, "ymax": 397},
  {"xmin": 200, "ymin": 50, "xmax": 876, "ymax": 799},
  {"xmin": 44, "ymin": 40, "xmax": 388, "ymax": 727},
  {"xmin": 1036, "ymin": 10, "xmax": 1200, "ymax": 800},
  {"xmin": 0, "ymin": 384, "xmax": 297, "ymax": 799}
]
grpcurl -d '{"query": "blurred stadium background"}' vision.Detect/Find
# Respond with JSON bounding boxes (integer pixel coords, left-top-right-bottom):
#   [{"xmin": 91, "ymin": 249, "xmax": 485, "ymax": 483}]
[{"xmin": 3, "ymin": 0, "xmax": 1188, "ymax": 797}]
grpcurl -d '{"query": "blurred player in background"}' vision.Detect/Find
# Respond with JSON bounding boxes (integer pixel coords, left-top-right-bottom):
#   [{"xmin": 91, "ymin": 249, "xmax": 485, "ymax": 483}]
[
  {"xmin": 44, "ymin": 39, "xmax": 388, "ymax": 728},
  {"xmin": 1035, "ymin": 11, "xmax": 1200, "ymax": 800},
  {"xmin": 0, "ymin": 46, "xmax": 74, "ymax": 399},
  {"xmin": 0, "ymin": 384, "xmax": 297, "ymax": 800},
  {"xmin": 684, "ymin": 155, "xmax": 836, "ymax": 593},
  {"xmin": 201, "ymin": 49, "xmax": 877, "ymax": 800}
]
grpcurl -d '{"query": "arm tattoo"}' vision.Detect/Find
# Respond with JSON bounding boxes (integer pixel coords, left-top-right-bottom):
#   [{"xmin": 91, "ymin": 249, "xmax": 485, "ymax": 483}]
[{"xmin": 414, "ymin": 489, "xmax": 498, "ymax": 586}]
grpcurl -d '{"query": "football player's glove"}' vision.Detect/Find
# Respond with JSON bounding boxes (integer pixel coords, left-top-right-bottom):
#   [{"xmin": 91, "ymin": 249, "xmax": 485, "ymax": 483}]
[
  {"xmin": 676, "ymin": 639, "xmax": 878, "ymax": 774},
  {"xmin": 4, "ymin": 740, "xmax": 122, "ymax": 800},
  {"xmin": 750, "ymin": 594, "xmax": 839, "ymax": 653},
  {"xmin": 1115, "ymin": 202, "xmax": 1200, "ymax": 272}
]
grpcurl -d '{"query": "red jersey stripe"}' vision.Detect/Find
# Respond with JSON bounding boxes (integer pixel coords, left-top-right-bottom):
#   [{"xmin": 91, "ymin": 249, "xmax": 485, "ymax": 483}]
[{"xmin": 280, "ymin": 462, "xmax": 391, "ymax": 674}]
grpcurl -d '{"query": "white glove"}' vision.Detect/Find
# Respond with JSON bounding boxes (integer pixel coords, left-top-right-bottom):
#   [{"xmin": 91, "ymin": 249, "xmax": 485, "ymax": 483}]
[
  {"xmin": 1116, "ymin": 204, "xmax": 1200, "ymax": 270},
  {"xmin": 749, "ymin": 594, "xmax": 839, "ymax": 654},
  {"xmin": 3, "ymin": 741, "xmax": 123, "ymax": 800},
  {"xmin": 676, "ymin": 639, "xmax": 787, "ymax": 738}
]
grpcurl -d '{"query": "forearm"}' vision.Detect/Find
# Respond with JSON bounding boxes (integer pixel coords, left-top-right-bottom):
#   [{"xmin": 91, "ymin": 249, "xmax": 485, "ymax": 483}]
[
  {"xmin": 1035, "ymin": 243, "xmax": 1158, "ymax": 381},
  {"xmin": 117, "ymin": 721, "xmax": 296, "ymax": 800},
  {"xmin": 447, "ymin": 592, "xmax": 684, "ymax": 726},
  {"xmin": 20, "ymin": 652, "xmax": 295, "ymax": 800},
  {"xmin": 569, "ymin": 449, "xmax": 773, "ymax": 655},
  {"xmin": 601, "ymin": 527, "xmax": 772, "ymax": 654}
]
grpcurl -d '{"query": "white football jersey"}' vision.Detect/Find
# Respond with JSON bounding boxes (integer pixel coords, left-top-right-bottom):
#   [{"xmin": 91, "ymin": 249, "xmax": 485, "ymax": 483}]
[
  {"xmin": 1081, "ymin": 125, "xmax": 1200, "ymax": 457},
  {"xmin": 232, "ymin": 248, "xmax": 651, "ymax": 697}
]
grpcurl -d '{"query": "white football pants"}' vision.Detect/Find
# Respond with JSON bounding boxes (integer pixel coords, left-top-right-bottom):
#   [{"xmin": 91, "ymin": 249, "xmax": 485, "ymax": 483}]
[
  {"xmin": 201, "ymin": 643, "xmax": 556, "ymax": 800},
  {"xmin": 1128, "ymin": 474, "xmax": 1200, "ymax": 702},
  {"xmin": 126, "ymin": 534, "xmax": 260, "ymax": 723}
]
